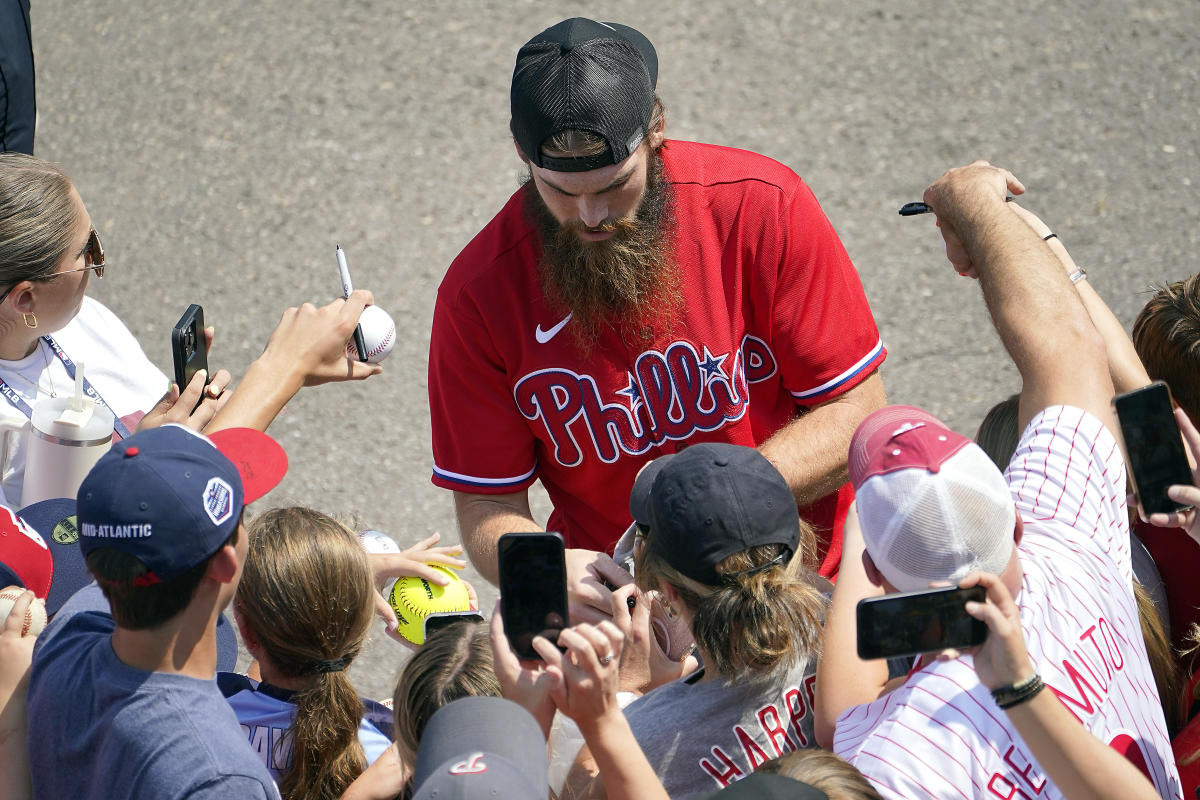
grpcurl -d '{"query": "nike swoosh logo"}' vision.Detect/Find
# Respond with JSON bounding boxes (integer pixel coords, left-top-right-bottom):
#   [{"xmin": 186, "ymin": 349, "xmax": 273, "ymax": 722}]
[{"xmin": 535, "ymin": 313, "xmax": 573, "ymax": 344}]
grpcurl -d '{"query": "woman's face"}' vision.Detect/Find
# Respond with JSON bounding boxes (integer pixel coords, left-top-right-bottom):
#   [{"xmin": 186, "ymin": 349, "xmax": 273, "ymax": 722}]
[{"xmin": 36, "ymin": 187, "xmax": 95, "ymax": 333}]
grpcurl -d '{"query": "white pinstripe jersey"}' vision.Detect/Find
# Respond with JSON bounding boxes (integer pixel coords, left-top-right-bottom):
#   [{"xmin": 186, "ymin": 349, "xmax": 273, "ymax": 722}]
[{"xmin": 834, "ymin": 406, "xmax": 1183, "ymax": 800}]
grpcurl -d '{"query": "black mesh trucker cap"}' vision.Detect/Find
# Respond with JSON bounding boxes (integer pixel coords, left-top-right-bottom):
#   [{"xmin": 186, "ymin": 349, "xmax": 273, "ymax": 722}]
[
  {"xmin": 629, "ymin": 443, "xmax": 801, "ymax": 586},
  {"xmin": 510, "ymin": 18, "xmax": 658, "ymax": 173}
]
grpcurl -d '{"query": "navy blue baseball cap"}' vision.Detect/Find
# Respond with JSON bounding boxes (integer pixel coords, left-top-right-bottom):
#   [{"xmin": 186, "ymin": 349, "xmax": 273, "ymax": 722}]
[
  {"xmin": 18, "ymin": 498, "xmax": 88, "ymax": 615},
  {"xmin": 629, "ymin": 443, "xmax": 801, "ymax": 586},
  {"xmin": 77, "ymin": 424, "xmax": 287, "ymax": 584}
]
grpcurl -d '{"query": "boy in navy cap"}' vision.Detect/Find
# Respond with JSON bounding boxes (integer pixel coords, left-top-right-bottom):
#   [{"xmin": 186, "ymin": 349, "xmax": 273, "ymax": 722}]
[{"xmin": 26, "ymin": 424, "xmax": 288, "ymax": 799}]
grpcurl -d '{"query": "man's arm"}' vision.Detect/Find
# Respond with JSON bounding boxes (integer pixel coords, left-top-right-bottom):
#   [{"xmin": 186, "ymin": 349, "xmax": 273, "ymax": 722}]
[
  {"xmin": 759, "ymin": 370, "xmax": 886, "ymax": 505},
  {"xmin": 454, "ymin": 490, "xmax": 631, "ymax": 625},
  {"xmin": 922, "ymin": 162, "xmax": 1114, "ymax": 432}
]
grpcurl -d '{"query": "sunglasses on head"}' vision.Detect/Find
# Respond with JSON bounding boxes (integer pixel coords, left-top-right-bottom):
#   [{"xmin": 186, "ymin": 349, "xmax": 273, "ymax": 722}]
[{"xmin": 0, "ymin": 227, "xmax": 105, "ymax": 306}]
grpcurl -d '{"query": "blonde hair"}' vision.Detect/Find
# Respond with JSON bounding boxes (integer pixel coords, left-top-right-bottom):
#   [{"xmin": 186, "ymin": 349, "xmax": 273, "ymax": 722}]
[
  {"xmin": 635, "ymin": 535, "xmax": 825, "ymax": 680},
  {"xmin": 392, "ymin": 620, "xmax": 500, "ymax": 770},
  {"xmin": 758, "ymin": 749, "xmax": 883, "ymax": 800},
  {"xmin": 540, "ymin": 96, "xmax": 666, "ymax": 158},
  {"xmin": 235, "ymin": 507, "xmax": 375, "ymax": 800},
  {"xmin": 0, "ymin": 152, "xmax": 81, "ymax": 285}
]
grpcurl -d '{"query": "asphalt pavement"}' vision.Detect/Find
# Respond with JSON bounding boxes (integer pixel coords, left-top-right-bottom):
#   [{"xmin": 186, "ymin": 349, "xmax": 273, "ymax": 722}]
[{"xmin": 31, "ymin": 0, "xmax": 1199, "ymax": 699}]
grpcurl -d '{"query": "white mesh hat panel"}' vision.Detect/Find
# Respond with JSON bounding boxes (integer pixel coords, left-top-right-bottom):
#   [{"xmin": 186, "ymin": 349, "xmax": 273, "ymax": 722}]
[{"xmin": 857, "ymin": 445, "xmax": 1016, "ymax": 591}]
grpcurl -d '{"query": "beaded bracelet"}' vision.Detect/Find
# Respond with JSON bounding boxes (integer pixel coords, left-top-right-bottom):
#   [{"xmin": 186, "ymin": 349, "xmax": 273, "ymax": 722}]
[{"xmin": 991, "ymin": 673, "xmax": 1045, "ymax": 709}]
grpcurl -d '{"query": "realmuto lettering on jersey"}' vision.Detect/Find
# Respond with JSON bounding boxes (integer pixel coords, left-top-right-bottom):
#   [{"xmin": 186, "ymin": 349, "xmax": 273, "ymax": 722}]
[
  {"xmin": 514, "ymin": 335, "xmax": 779, "ymax": 467},
  {"xmin": 698, "ymin": 675, "xmax": 816, "ymax": 790}
]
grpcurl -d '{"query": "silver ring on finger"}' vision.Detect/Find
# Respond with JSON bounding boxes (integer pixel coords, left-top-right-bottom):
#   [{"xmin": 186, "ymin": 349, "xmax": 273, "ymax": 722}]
[{"xmin": 599, "ymin": 653, "xmax": 614, "ymax": 666}]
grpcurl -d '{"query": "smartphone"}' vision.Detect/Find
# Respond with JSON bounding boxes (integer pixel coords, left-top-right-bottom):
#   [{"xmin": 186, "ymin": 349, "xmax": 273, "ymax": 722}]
[
  {"xmin": 498, "ymin": 532, "xmax": 569, "ymax": 660},
  {"xmin": 1113, "ymin": 381, "xmax": 1194, "ymax": 517},
  {"xmin": 857, "ymin": 585, "xmax": 987, "ymax": 661},
  {"xmin": 171, "ymin": 305, "xmax": 209, "ymax": 406}
]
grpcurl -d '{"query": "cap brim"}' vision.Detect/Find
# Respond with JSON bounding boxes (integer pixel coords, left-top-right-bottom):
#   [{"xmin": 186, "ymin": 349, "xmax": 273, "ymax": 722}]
[
  {"xmin": 207, "ymin": 428, "xmax": 288, "ymax": 504},
  {"xmin": 628, "ymin": 454, "xmax": 675, "ymax": 525},
  {"xmin": 17, "ymin": 498, "xmax": 88, "ymax": 615}
]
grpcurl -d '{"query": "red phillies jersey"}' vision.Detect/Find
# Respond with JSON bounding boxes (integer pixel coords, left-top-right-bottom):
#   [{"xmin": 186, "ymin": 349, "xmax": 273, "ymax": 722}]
[{"xmin": 429, "ymin": 141, "xmax": 885, "ymax": 576}]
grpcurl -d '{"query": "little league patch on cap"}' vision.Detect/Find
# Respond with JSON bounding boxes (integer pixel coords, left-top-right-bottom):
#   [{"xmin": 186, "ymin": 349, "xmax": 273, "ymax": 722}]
[
  {"xmin": 629, "ymin": 442, "xmax": 800, "ymax": 586},
  {"xmin": 511, "ymin": 17, "xmax": 658, "ymax": 172},
  {"xmin": 0, "ymin": 503, "xmax": 51, "ymax": 599},
  {"xmin": 17, "ymin": 498, "xmax": 88, "ymax": 615},
  {"xmin": 849, "ymin": 406, "xmax": 1016, "ymax": 591},
  {"xmin": 77, "ymin": 424, "xmax": 287, "ymax": 584},
  {"xmin": 411, "ymin": 696, "xmax": 547, "ymax": 800}
]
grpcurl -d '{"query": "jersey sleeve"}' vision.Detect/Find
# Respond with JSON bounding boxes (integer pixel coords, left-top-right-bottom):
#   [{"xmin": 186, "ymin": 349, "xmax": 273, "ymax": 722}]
[
  {"xmin": 428, "ymin": 286, "xmax": 538, "ymax": 495},
  {"xmin": 1006, "ymin": 405, "xmax": 1131, "ymax": 581},
  {"xmin": 769, "ymin": 180, "xmax": 885, "ymax": 405},
  {"xmin": 190, "ymin": 775, "xmax": 279, "ymax": 800}
]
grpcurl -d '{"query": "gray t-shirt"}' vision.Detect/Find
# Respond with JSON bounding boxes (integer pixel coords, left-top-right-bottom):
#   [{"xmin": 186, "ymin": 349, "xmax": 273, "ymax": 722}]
[
  {"xmin": 27, "ymin": 585, "xmax": 280, "ymax": 800},
  {"xmin": 623, "ymin": 658, "xmax": 817, "ymax": 798}
]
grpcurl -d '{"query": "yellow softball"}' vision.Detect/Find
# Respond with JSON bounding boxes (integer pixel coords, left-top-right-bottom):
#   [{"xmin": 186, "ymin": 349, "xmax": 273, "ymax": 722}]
[{"xmin": 388, "ymin": 566, "xmax": 472, "ymax": 645}]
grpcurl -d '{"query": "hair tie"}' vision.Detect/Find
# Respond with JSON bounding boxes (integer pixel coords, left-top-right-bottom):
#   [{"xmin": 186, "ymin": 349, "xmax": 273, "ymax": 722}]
[
  {"xmin": 721, "ymin": 551, "xmax": 789, "ymax": 585},
  {"xmin": 313, "ymin": 657, "xmax": 348, "ymax": 674}
]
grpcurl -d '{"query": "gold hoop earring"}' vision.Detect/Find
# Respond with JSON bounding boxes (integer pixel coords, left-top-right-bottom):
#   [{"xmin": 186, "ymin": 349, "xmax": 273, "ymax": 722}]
[{"xmin": 23, "ymin": 313, "xmax": 37, "ymax": 329}]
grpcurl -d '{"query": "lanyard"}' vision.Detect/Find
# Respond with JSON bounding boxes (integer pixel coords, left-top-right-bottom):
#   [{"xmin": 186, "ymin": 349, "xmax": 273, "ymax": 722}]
[{"xmin": 0, "ymin": 336, "xmax": 132, "ymax": 440}]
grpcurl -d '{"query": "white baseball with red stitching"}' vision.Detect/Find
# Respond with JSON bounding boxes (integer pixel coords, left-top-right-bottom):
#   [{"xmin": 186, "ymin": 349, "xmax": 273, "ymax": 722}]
[
  {"xmin": 0, "ymin": 585, "xmax": 47, "ymax": 637},
  {"xmin": 348, "ymin": 305, "xmax": 396, "ymax": 364}
]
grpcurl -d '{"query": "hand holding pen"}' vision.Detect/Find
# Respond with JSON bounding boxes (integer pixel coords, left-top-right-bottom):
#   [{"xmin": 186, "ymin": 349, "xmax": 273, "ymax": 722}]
[{"xmin": 336, "ymin": 245, "xmax": 369, "ymax": 362}]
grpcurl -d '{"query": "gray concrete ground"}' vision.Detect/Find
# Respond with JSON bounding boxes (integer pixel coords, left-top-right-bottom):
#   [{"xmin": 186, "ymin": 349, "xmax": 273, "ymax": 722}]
[{"xmin": 32, "ymin": 1, "xmax": 1198, "ymax": 699}]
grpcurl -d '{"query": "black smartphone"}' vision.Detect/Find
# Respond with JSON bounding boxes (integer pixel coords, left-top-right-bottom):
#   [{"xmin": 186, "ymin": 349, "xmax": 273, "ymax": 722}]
[
  {"xmin": 857, "ymin": 585, "xmax": 988, "ymax": 661},
  {"xmin": 1113, "ymin": 381, "xmax": 1195, "ymax": 517},
  {"xmin": 171, "ymin": 305, "xmax": 209, "ymax": 404},
  {"xmin": 498, "ymin": 531, "xmax": 569, "ymax": 660}
]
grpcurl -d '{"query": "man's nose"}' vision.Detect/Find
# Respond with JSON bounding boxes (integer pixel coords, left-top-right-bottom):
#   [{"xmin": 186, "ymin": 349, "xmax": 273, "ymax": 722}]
[{"xmin": 577, "ymin": 195, "xmax": 608, "ymax": 228}]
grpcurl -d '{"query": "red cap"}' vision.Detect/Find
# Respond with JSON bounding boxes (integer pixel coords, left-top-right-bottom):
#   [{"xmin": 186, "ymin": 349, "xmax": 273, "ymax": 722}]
[{"xmin": 0, "ymin": 505, "xmax": 52, "ymax": 598}]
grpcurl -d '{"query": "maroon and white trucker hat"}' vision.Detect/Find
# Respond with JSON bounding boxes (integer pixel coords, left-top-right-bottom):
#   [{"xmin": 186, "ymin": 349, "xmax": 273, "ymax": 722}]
[{"xmin": 848, "ymin": 406, "xmax": 1016, "ymax": 591}]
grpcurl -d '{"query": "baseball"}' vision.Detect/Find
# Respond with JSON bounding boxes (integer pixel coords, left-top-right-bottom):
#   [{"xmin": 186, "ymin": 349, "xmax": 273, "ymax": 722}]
[
  {"xmin": 0, "ymin": 585, "xmax": 47, "ymax": 637},
  {"xmin": 348, "ymin": 305, "xmax": 396, "ymax": 364},
  {"xmin": 357, "ymin": 529, "xmax": 401, "ymax": 555},
  {"xmin": 388, "ymin": 566, "xmax": 472, "ymax": 645}
]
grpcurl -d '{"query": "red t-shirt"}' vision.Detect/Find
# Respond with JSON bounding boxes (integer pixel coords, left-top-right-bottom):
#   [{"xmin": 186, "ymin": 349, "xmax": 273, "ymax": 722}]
[{"xmin": 428, "ymin": 140, "xmax": 885, "ymax": 577}]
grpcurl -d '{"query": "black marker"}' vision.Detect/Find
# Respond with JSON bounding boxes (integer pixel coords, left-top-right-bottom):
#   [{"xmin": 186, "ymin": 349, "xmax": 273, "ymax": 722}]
[
  {"xmin": 336, "ymin": 245, "xmax": 369, "ymax": 362},
  {"xmin": 899, "ymin": 196, "xmax": 1016, "ymax": 216}
]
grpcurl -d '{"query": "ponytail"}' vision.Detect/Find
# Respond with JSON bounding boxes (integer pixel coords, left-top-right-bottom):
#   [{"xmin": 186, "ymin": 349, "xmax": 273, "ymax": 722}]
[
  {"xmin": 236, "ymin": 507, "xmax": 375, "ymax": 800},
  {"xmin": 637, "ymin": 541, "xmax": 826, "ymax": 680}
]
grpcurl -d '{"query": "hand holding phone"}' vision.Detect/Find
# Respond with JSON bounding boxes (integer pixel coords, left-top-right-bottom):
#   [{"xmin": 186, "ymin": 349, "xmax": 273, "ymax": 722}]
[
  {"xmin": 857, "ymin": 585, "xmax": 988, "ymax": 661},
  {"xmin": 1112, "ymin": 381, "xmax": 1195, "ymax": 518},
  {"xmin": 498, "ymin": 532, "xmax": 569, "ymax": 660},
  {"xmin": 171, "ymin": 305, "xmax": 209, "ymax": 409}
]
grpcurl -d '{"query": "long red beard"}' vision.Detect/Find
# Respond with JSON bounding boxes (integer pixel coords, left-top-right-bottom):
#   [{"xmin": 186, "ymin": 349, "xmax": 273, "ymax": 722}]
[{"xmin": 524, "ymin": 151, "xmax": 681, "ymax": 352}]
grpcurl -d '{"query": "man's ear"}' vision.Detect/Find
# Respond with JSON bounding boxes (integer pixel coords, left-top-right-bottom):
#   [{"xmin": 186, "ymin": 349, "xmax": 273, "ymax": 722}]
[
  {"xmin": 862, "ymin": 549, "xmax": 885, "ymax": 588},
  {"xmin": 647, "ymin": 118, "xmax": 666, "ymax": 150},
  {"xmin": 205, "ymin": 544, "xmax": 239, "ymax": 585}
]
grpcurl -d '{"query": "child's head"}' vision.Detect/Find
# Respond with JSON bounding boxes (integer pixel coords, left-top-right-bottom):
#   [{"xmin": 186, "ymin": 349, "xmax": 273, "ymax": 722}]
[
  {"xmin": 235, "ymin": 506, "xmax": 375, "ymax": 800},
  {"xmin": 392, "ymin": 620, "xmax": 500, "ymax": 768},
  {"xmin": 1133, "ymin": 275, "xmax": 1200, "ymax": 423}
]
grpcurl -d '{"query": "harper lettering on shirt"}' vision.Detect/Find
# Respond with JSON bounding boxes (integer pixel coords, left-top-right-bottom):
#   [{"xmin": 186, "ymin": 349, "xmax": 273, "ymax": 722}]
[
  {"xmin": 623, "ymin": 658, "xmax": 816, "ymax": 798},
  {"xmin": 834, "ymin": 406, "xmax": 1183, "ymax": 800}
]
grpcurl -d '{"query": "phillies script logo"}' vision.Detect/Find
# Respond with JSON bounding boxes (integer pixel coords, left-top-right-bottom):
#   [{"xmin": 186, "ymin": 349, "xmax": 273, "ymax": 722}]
[{"xmin": 514, "ymin": 336, "xmax": 777, "ymax": 466}]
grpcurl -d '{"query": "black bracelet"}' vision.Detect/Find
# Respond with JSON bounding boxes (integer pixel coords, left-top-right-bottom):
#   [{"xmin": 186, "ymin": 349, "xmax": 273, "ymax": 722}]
[
  {"xmin": 1042, "ymin": 232, "xmax": 1058, "ymax": 242},
  {"xmin": 991, "ymin": 673, "xmax": 1044, "ymax": 709}
]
